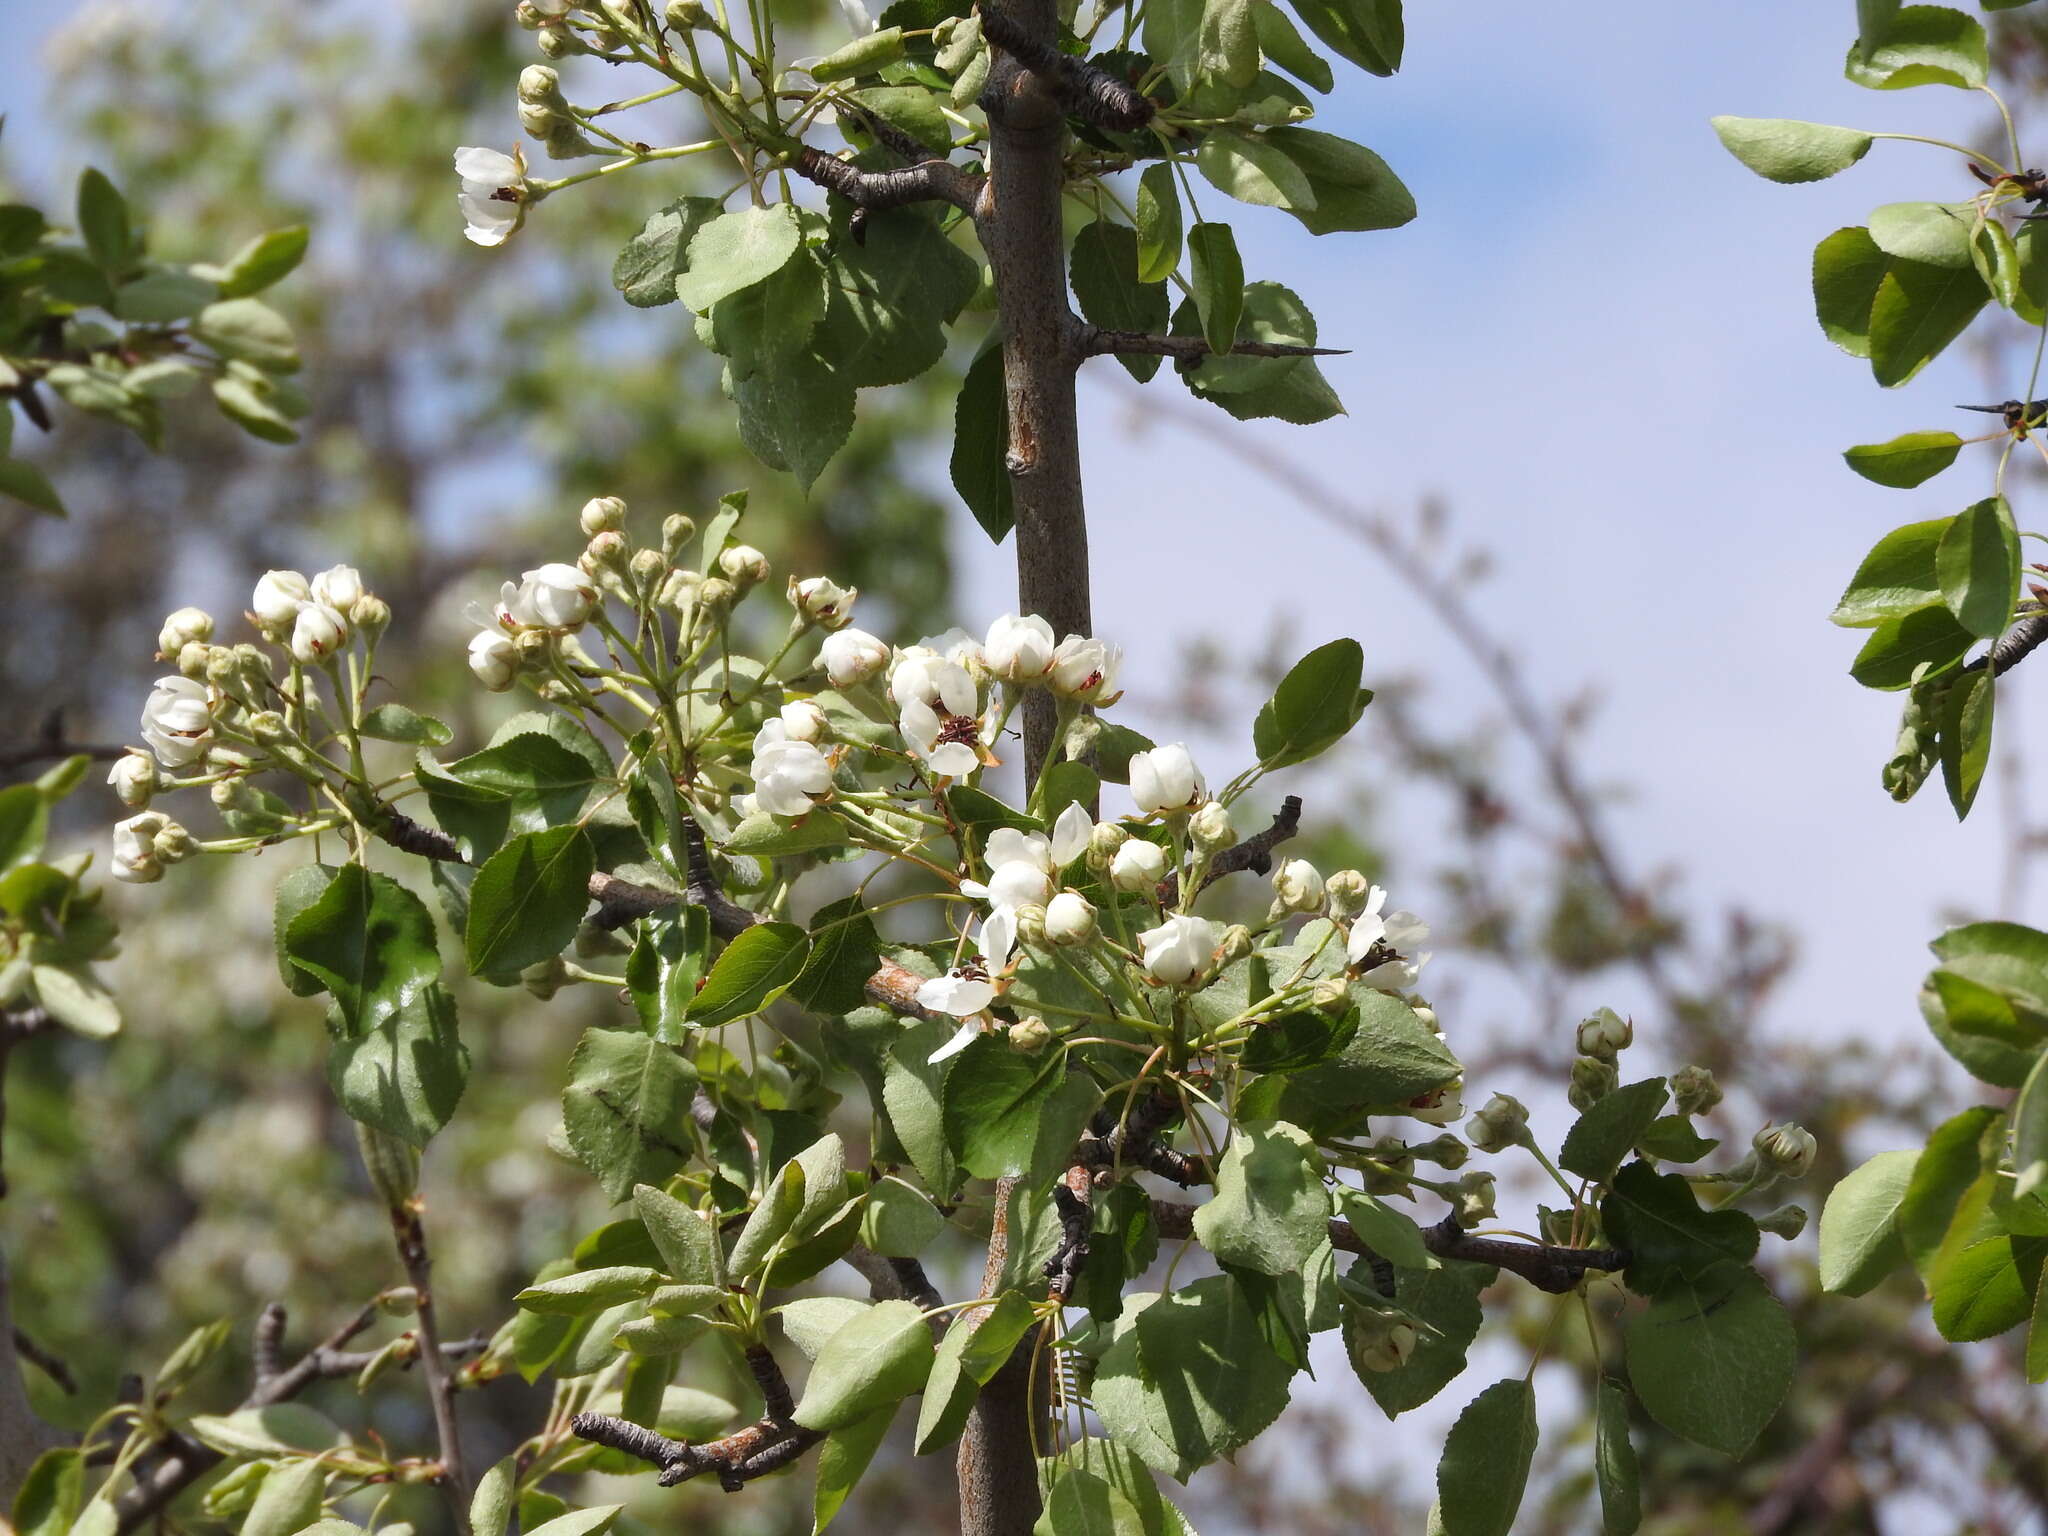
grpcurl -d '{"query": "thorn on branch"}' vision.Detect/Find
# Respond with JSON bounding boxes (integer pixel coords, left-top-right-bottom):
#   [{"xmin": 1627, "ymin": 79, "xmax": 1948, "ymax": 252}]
[
  {"xmin": 1158, "ymin": 794, "xmax": 1302, "ymax": 907},
  {"xmin": 788, "ymin": 146, "xmax": 985, "ymax": 216},
  {"xmin": 977, "ymin": 6, "xmax": 1154, "ymax": 131},
  {"xmin": 1083, "ymin": 329, "xmax": 1350, "ymax": 363}
]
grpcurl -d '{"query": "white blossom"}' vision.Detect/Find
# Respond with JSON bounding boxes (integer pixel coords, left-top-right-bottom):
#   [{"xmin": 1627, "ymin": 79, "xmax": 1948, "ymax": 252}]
[
  {"xmin": 750, "ymin": 720, "xmax": 834, "ymax": 818},
  {"xmin": 140, "ymin": 676, "xmax": 213, "ymax": 768},
  {"xmin": 251, "ymin": 570, "xmax": 311, "ymax": 628},
  {"xmin": 791, "ymin": 575, "xmax": 857, "ymax": 628},
  {"xmin": 289, "ymin": 603, "xmax": 350, "ymax": 664},
  {"xmin": 455, "ymin": 146, "xmax": 528, "ymax": 247},
  {"xmin": 1406, "ymin": 1080, "xmax": 1463, "ymax": 1126},
  {"xmin": 1048, "ymin": 634, "xmax": 1122, "ymax": 703},
  {"xmin": 1345, "ymin": 884, "xmax": 1430, "ymax": 965},
  {"xmin": 1272, "ymin": 858, "xmax": 1324, "ymax": 913},
  {"xmin": 983, "ymin": 613, "xmax": 1056, "ymax": 684},
  {"xmin": 821, "ymin": 627, "xmax": 889, "ymax": 688},
  {"xmin": 1109, "ymin": 837, "xmax": 1167, "ymax": 893},
  {"xmin": 111, "ymin": 811, "xmax": 167, "ymax": 883},
  {"xmin": 837, "ymin": 0, "xmax": 877, "ymax": 34},
  {"xmin": 779, "ymin": 699, "xmax": 829, "ymax": 744},
  {"xmin": 1129, "ymin": 743, "xmax": 1203, "ymax": 817},
  {"xmin": 310, "ymin": 564, "xmax": 365, "ymax": 618},
  {"xmin": 1136, "ymin": 913, "xmax": 1223, "ymax": 984},
  {"xmin": 468, "ymin": 630, "xmax": 518, "ymax": 691},
  {"xmin": 961, "ymin": 828, "xmax": 1053, "ymax": 907},
  {"xmin": 925, "ymin": 1013, "xmax": 985, "ymax": 1063},
  {"xmin": 499, "ymin": 562, "xmax": 597, "ymax": 630},
  {"xmin": 1050, "ymin": 802, "xmax": 1092, "ymax": 867},
  {"xmin": 1045, "ymin": 891, "xmax": 1097, "ymax": 947}
]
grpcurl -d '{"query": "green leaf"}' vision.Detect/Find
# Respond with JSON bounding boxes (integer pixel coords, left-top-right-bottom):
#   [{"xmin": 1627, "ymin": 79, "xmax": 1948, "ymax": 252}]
[
  {"xmin": 1868, "ymin": 253, "xmax": 1989, "ymax": 386},
  {"xmin": 1035, "ymin": 1466, "xmax": 1148, "ymax": 1535},
  {"xmin": 1436, "ymin": 1378, "xmax": 1537, "ymax": 1536},
  {"xmin": 1255, "ymin": 3, "xmax": 1333, "ymax": 91},
  {"xmin": 792, "ymin": 1299, "xmax": 936, "ymax": 1431},
  {"xmin": 814, "ymin": 203, "xmax": 979, "ymax": 389},
  {"xmin": 1594, "ymin": 1379, "xmax": 1642, "ymax": 1536},
  {"xmin": 12, "ymin": 1450, "xmax": 82, "ymax": 1536},
  {"xmin": 2014, "ymin": 1047, "xmax": 2048, "ymax": 1201},
  {"xmin": 1850, "ymin": 604, "xmax": 1975, "ymax": 690},
  {"xmin": 77, "ymin": 167, "xmax": 133, "ymax": 270},
  {"xmin": 1926, "ymin": 1173, "xmax": 2047, "ymax": 1339},
  {"xmin": 516, "ymin": 1264, "xmax": 663, "ymax": 1313},
  {"xmin": 1832, "ymin": 516, "xmax": 1949, "ymax": 626},
  {"xmin": 113, "ymin": 269, "xmax": 218, "ymax": 322},
  {"xmin": 1843, "ymin": 430, "xmax": 1964, "ymax": 487},
  {"xmin": 211, "ymin": 375, "xmax": 299, "ymax": 444},
  {"xmin": 789, "ymin": 895, "xmax": 883, "ymax": 1015},
  {"xmin": 633, "ymin": 1183, "xmax": 724, "ymax": 1285},
  {"xmin": 186, "ymin": 1404, "xmax": 345, "ymax": 1456},
  {"xmin": 1559, "ymin": 1078, "xmax": 1669, "ymax": 1183},
  {"xmin": 724, "ymin": 809, "xmax": 850, "ymax": 856},
  {"xmin": 358, "ymin": 704, "xmax": 453, "ymax": 746},
  {"xmin": 1602, "ymin": 1160, "xmax": 1760, "ymax": 1295},
  {"xmin": 328, "ymin": 980, "xmax": 469, "ymax": 1146},
  {"xmin": 1937, "ymin": 495, "xmax": 2019, "ymax": 640},
  {"xmin": 1192, "ymin": 1119, "xmax": 1330, "ymax": 1274},
  {"xmin": 944, "ymin": 1036, "xmax": 1064, "ymax": 1179},
  {"xmin": 273, "ymin": 864, "xmax": 338, "ymax": 997},
  {"xmin": 1198, "ymin": 0, "xmax": 1261, "ymax": 85},
  {"xmin": 862, "ymin": 1175, "xmax": 947, "ymax": 1257},
  {"xmin": 1845, "ymin": 4, "xmax": 1988, "ymax": 89},
  {"xmin": 613, "ymin": 196, "xmax": 721, "ymax": 308},
  {"xmin": 2028, "ymin": 1264, "xmax": 2048, "ymax": 1384},
  {"xmin": 1818, "ymin": 1148, "xmax": 1919, "ymax": 1294},
  {"xmin": 29, "ymin": 964, "xmax": 120, "ymax": 1039},
  {"xmin": 885, "ymin": 1018, "xmax": 961, "ymax": 1194},
  {"xmin": 1274, "ymin": 989, "xmax": 1460, "ymax": 1133},
  {"xmin": 1637, "ymin": 1115, "xmax": 1719, "ymax": 1163},
  {"xmin": 470, "ymin": 1459, "xmax": 518, "ymax": 1536},
  {"xmin": 1136, "ymin": 164, "xmax": 1184, "ymax": 284},
  {"xmin": 1813, "ymin": 225, "xmax": 1893, "ymax": 357},
  {"xmin": 1196, "ymin": 130, "xmax": 1318, "ymax": 212},
  {"xmin": 1351, "ymin": 1257, "xmax": 1490, "ymax": 1414},
  {"xmin": 1624, "ymin": 1262, "xmax": 1794, "ymax": 1455},
  {"xmin": 849, "ymin": 85, "xmax": 951, "ymax": 153},
  {"xmin": 1858, "ymin": 0, "xmax": 1902, "ymax": 57},
  {"xmin": 1710, "ymin": 116, "xmax": 1874, "ymax": 184},
  {"xmin": 814, "ymin": 1404, "xmax": 898, "ymax": 1532},
  {"xmin": 1869, "ymin": 199, "xmax": 1978, "ymax": 268},
  {"xmin": 562, "ymin": 1027, "xmax": 697, "ymax": 1201},
  {"xmin": 524, "ymin": 1507, "xmax": 623, "ymax": 1536},
  {"xmin": 464, "ymin": 826, "xmax": 594, "ymax": 981},
  {"xmin": 1284, "ymin": 0, "xmax": 1402, "ymax": 75},
  {"xmin": 1940, "ymin": 665, "xmax": 1995, "ymax": 819},
  {"xmin": 1333, "ymin": 1187, "xmax": 1433, "ymax": 1270},
  {"xmin": 626, "ymin": 909, "xmax": 708, "ymax": 1043},
  {"xmin": 1187, "ymin": 222, "xmax": 1244, "ymax": 360},
  {"xmin": 1185, "ymin": 281, "xmax": 1317, "ymax": 397},
  {"xmin": 677, "ymin": 205, "xmax": 803, "ymax": 311},
  {"xmin": 217, "ymin": 226, "xmax": 310, "ymax": 298},
  {"xmin": 0, "ymin": 784, "xmax": 46, "ymax": 871},
  {"xmin": 1900, "ymin": 1104, "xmax": 2001, "ymax": 1274},
  {"xmin": 728, "ymin": 345, "xmax": 856, "ymax": 493},
  {"xmin": 284, "ymin": 865, "xmax": 442, "ymax": 1034},
  {"xmin": 914, "ymin": 1291, "xmax": 1038, "ymax": 1453},
  {"xmin": 809, "ymin": 26, "xmax": 908, "ymax": 79},
  {"xmin": 0, "ymin": 458, "xmax": 65, "ymax": 516},
  {"xmin": 952, "ymin": 337, "xmax": 1014, "ymax": 543},
  {"xmin": 1252, "ymin": 637, "xmax": 1370, "ymax": 768},
  {"xmin": 1071, "ymin": 220, "xmax": 1170, "ymax": 383},
  {"xmin": 1265, "ymin": 127, "xmax": 1415, "ymax": 235},
  {"xmin": 193, "ymin": 298, "xmax": 299, "ymax": 370},
  {"xmin": 687, "ymin": 921, "xmax": 808, "ymax": 1025}
]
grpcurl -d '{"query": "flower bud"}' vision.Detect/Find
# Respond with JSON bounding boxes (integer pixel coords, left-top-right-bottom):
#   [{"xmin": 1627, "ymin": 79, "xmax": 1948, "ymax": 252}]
[
  {"xmin": 246, "ymin": 710, "xmax": 291, "ymax": 747},
  {"xmin": 251, "ymin": 569, "xmax": 311, "ymax": 629},
  {"xmin": 518, "ymin": 99, "xmax": 562, "ymax": 138},
  {"xmin": 718, "ymin": 543, "xmax": 770, "ymax": 589},
  {"xmin": 1008, "ymin": 1017, "xmax": 1053, "ymax": 1054},
  {"xmin": 1539, "ymin": 1205, "xmax": 1575, "ymax": 1246},
  {"xmin": 660, "ymin": 513, "xmax": 695, "ymax": 558},
  {"xmin": 629, "ymin": 547, "xmax": 668, "ymax": 598},
  {"xmin": 1575, "ymin": 1006, "xmax": 1633, "ymax": 1062},
  {"xmin": 290, "ymin": 603, "xmax": 350, "ymax": 665},
  {"xmin": 581, "ymin": 495, "xmax": 627, "ymax": 537},
  {"xmin": 1311, "ymin": 976, "xmax": 1351, "ymax": 1013},
  {"xmin": 1128, "ymin": 743, "xmax": 1203, "ymax": 818},
  {"xmin": 211, "ymin": 776, "xmax": 284, "ymax": 835},
  {"xmin": 311, "ymin": 564, "xmax": 365, "ymax": 619},
  {"xmin": 1452, "ymin": 1170, "xmax": 1497, "ymax": 1226},
  {"xmin": 665, "ymin": 0, "xmax": 704, "ymax": 25},
  {"xmin": 515, "ymin": 0, "xmax": 550, "ymax": 27},
  {"xmin": 153, "ymin": 819, "xmax": 199, "ymax": 864},
  {"xmin": 514, "ymin": 627, "xmax": 555, "ymax": 663},
  {"xmin": 1757, "ymin": 1203, "xmax": 1809, "ymax": 1240},
  {"xmin": 1216, "ymin": 923, "xmax": 1253, "ymax": 967},
  {"xmin": 1752, "ymin": 1122, "xmax": 1817, "ymax": 1182},
  {"xmin": 1325, "ymin": 870, "xmax": 1370, "ymax": 918},
  {"xmin": 157, "ymin": 606, "xmax": 214, "ymax": 659},
  {"xmin": 1464, "ymin": 1092, "xmax": 1529, "ymax": 1155},
  {"xmin": 522, "ymin": 954, "xmax": 570, "ymax": 1000},
  {"xmin": 1085, "ymin": 821, "xmax": 1129, "ymax": 871},
  {"xmin": 1348, "ymin": 1313, "xmax": 1417, "ymax": 1373},
  {"xmin": 1189, "ymin": 800, "xmax": 1235, "ymax": 853},
  {"xmin": 780, "ymin": 700, "xmax": 829, "ymax": 744},
  {"xmin": 1407, "ymin": 1079, "xmax": 1463, "ymax": 1126},
  {"xmin": 1411, "ymin": 1001, "xmax": 1441, "ymax": 1034},
  {"xmin": 1044, "ymin": 891, "xmax": 1097, "ymax": 947},
  {"xmin": 468, "ymin": 630, "xmax": 519, "ymax": 692},
  {"xmin": 1568, "ymin": 1054, "xmax": 1619, "ymax": 1111},
  {"xmin": 353, "ymin": 594, "xmax": 392, "ymax": 641},
  {"xmin": 1012, "ymin": 903, "xmax": 1047, "ymax": 949},
  {"xmin": 537, "ymin": 23, "xmax": 582, "ymax": 57},
  {"xmin": 575, "ymin": 920, "xmax": 634, "ymax": 958},
  {"xmin": 984, "ymin": 613, "xmax": 1056, "ymax": 683},
  {"xmin": 1109, "ymin": 837, "xmax": 1166, "ymax": 893},
  {"xmin": 821, "ymin": 627, "xmax": 889, "ymax": 688},
  {"xmin": 177, "ymin": 640, "xmax": 215, "ymax": 681},
  {"xmin": 583, "ymin": 530, "xmax": 629, "ymax": 578},
  {"xmin": 204, "ymin": 646, "xmax": 247, "ymax": 703},
  {"xmin": 108, "ymin": 752, "xmax": 157, "ymax": 809},
  {"xmin": 697, "ymin": 575, "xmax": 737, "ymax": 613},
  {"xmin": 1413, "ymin": 1133, "xmax": 1468, "ymax": 1170},
  {"xmin": 518, "ymin": 63, "xmax": 566, "ymax": 104},
  {"xmin": 790, "ymin": 575, "xmax": 858, "ymax": 630},
  {"xmin": 1670, "ymin": 1064, "xmax": 1722, "ymax": 1117},
  {"xmin": 1272, "ymin": 858, "xmax": 1324, "ymax": 914},
  {"xmin": 657, "ymin": 568, "xmax": 700, "ymax": 611}
]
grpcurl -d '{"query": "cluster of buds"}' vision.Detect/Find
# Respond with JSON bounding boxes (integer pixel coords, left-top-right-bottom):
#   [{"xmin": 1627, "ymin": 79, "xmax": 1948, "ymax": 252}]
[{"xmin": 515, "ymin": 64, "xmax": 599, "ymax": 159}]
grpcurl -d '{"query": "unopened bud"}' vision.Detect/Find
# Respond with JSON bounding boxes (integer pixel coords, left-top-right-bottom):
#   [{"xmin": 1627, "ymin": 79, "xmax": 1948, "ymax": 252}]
[
  {"xmin": 1538, "ymin": 1205, "xmax": 1575, "ymax": 1246},
  {"xmin": 515, "ymin": 0, "xmax": 550, "ymax": 27},
  {"xmin": 513, "ymin": 627, "xmax": 555, "ymax": 663},
  {"xmin": 519, "ymin": 100, "xmax": 563, "ymax": 139},
  {"xmin": 1465, "ymin": 1092, "xmax": 1529, "ymax": 1155},
  {"xmin": 629, "ymin": 547, "xmax": 668, "ymax": 598},
  {"xmin": 1410, "ymin": 1001, "xmax": 1441, "ymax": 1034},
  {"xmin": 580, "ymin": 495, "xmax": 627, "ymax": 537},
  {"xmin": 1012, "ymin": 903, "xmax": 1047, "ymax": 949},
  {"xmin": 660, "ymin": 511, "xmax": 694, "ymax": 557},
  {"xmin": 575, "ymin": 920, "xmax": 634, "ymax": 958},
  {"xmin": 1752, "ymin": 1122, "xmax": 1817, "ymax": 1182},
  {"xmin": 1085, "ymin": 821, "xmax": 1130, "ymax": 871},
  {"xmin": 1108, "ymin": 837, "xmax": 1166, "ymax": 893},
  {"xmin": 1311, "ymin": 976, "xmax": 1351, "ymax": 1012},
  {"xmin": 718, "ymin": 543, "xmax": 770, "ymax": 589},
  {"xmin": 178, "ymin": 640, "xmax": 215, "ymax": 681},
  {"xmin": 779, "ymin": 699, "xmax": 829, "ymax": 744},
  {"xmin": 518, "ymin": 63, "xmax": 566, "ymax": 104},
  {"xmin": 1670, "ymin": 1064, "xmax": 1721, "ymax": 1117},
  {"xmin": 108, "ymin": 752, "xmax": 157, "ymax": 809},
  {"xmin": 1348, "ymin": 1312, "xmax": 1417, "ymax": 1373},
  {"xmin": 1757, "ymin": 1203, "xmax": 1809, "ymax": 1240},
  {"xmin": 353, "ymin": 594, "xmax": 391, "ymax": 642},
  {"xmin": 657, "ymin": 568, "xmax": 700, "ymax": 611},
  {"xmin": 1452, "ymin": 1170, "xmax": 1497, "ymax": 1226},
  {"xmin": 152, "ymin": 820, "xmax": 198, "ymax": 864},
  {"xmin": 789, "ymin": 574, "xmax": 858, "ymax": 630},
  {"xmin": 665, "ymin": 0, "xmax": 704, "ymax": 26},
  {"xmin": 582, "ymin": 530, "xmax": 629, "ymax": 578},
  {"xmin": 377, "ymin": 1286, "xmax": 420, "ymax": 1317},
  {"xmin": 1575, "ymin": 1006, "xmax": 1633, "ymax": 1061},
  {"xmin": 1325, "ymin": 870, "xmax": 1370, "ymax": 919},
  {"xmin": 1271, "ymin": 858, "xmax": 1324, "ymax": 914},
  {"xmin": 1008, "ymin": 1017, "xmax": 1052, "ymax": 1053},
  {"xmin": 522, "ymin": 954, "xmax": 570, "ymax": 1000},
  {"xmin": 157, "ymin": 606, "xmax": 214, "ymax": 659},
  {"xmin": 1568, "ymin": 1055, "xmax": 1619, "ymax": 1111},
  {"xmin": 246, "ymin": 710, "xmax": 291, "ymax": 747},
  {"xmin": 1044, "ymin": 891, "xmax": 1097, "ymax": 947},
  {"xmin": 1413, "ymin": 1133, "xmax": 1468, "ymax": 1170},
  {"xmin": 537, "ymin": 24, "xmax": 582, "ymax": 57},
  {"xmin": 1189, "ymin": 800, "xmax": 1235, "ymax": 853},
  {"xmin": 697, "ymin": 575, "xmax": 737, "ymax": 613},
  {"xmin": 1216, "ymin": 923, "xmax": 1253, "ymax": 967}
]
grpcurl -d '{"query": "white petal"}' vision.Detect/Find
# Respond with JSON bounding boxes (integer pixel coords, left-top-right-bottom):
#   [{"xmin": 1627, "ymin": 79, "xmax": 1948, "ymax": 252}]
[
  {"xmin": 455, "ymin": 146, "xmax": 521, "ymax": 184},
  {"xmin": 979, "ymin": 908, "xmax": 1016, "ymax": 968},
  {"xmin": 926, "ymin": 1017, "xmax": 983, "ymax": 1062},
  {"xmin": 927, "ymin": 742, "xmax": 981, "ymax": 778},
  {"xmin": 1050, "ymin": 803, "xmax": 1092, "ymax": 866}
]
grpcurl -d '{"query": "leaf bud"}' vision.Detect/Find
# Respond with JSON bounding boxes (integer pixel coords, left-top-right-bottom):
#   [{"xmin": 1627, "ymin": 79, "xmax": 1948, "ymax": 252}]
[
  {"xmin": 355, "ymin": 1335, "xmax": 413, "ymax": 1394},
  {"xmin": 108, "ymin": 752, "xmax": 157, "ymax": 809},
  {"xmin": 1348, "ymin": 1312, "xmax": 1417, "ymax": 1373},
  {"xmin": 522, "ymin": 954, "xmax": 570, "ymax": 1000},
  {"xmin": 660, "ymin": 511, "xmax": 694, "ymax": 557},
  {"xmin": 1085, "ymin": 820, "xmax": 1130, "ymax": 871},
  {"xmin": 1271, "ymin": 858, "xmax": 1324, "ymax": 915},
  {"xmin": 1008, "ymin": 1016, "xmax": 1053, "ymax": 1054},
  {"xmin": 179, "ymin": 640, "xmax": 217, "ymax": 681},
  {"xmin": 356, "ymin": 1122, "xmax": 419, "ymax": 1209},
  {"xmin": 1325, "ymin": 869, "xmax": 1371, "ymax": 918},
  {"xmin": 1567, "ymin": 1054, "xmax": 1618, "ymax": 1111},
  {"xmin": 718, "ymin": 543, "xmax": 770, "ymax": 590},
  {"xmin": 1757, "ymin": 1203, "xmax": 1808, "ymax": 1240},
  {"xmin": 377, "ymin": 1286, "xmax": 420, "ymax": 1316},
  {"xmin": 1751, "ymin": 1121, "xmax": 1817, "ymax": 1182},
  {"xmin": 1669, "ymin": 1063, "xmax": 1721, "ymax": 1117},
  {"xmin": 790, "ymin": 574, "xmax": 858, "ymax": 630},
  {"xmin": 1311, "ymin": 975, "xmax": 1351, "ymax": 1013},
  {"xmin": 1574, "ymin": 1006, "xmax": 1633, "ymax": 1061},
  {"xmin": 1413, "ymin": 1132, "xmax": 1468, "ymax": 1170},
  {"xmin": 628, "ymin": 547, "xmax": 669, "ymax": 599},
  {"xmin": 665, "ymin": 0, "xmax": 704, "ymax": 26},
  {"xmin": 1044, "ymin": 891, "xmax": 1097, "ymax": 947},
  {"xmin": 1189, "ymin": 799, "xmax": 1235, "ymax": 853},
  {"xmin": 157, "ymin": 606, "xmax": 214, "ymax": 659},
  {"xmin": 1452, "ymin": 1169, "xmax": 1497, "ymax": 1226},
  {"xmin": 697, "ymin": 575, "xmax": 737, "ymax": 614},
  {"xmin": 578, "ymin": 495, "xmax": 627, "ymax": 538},
  {"xmin": 1464, "ymin": 1092, "xmax": 1530, "ymax": 1155}
]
